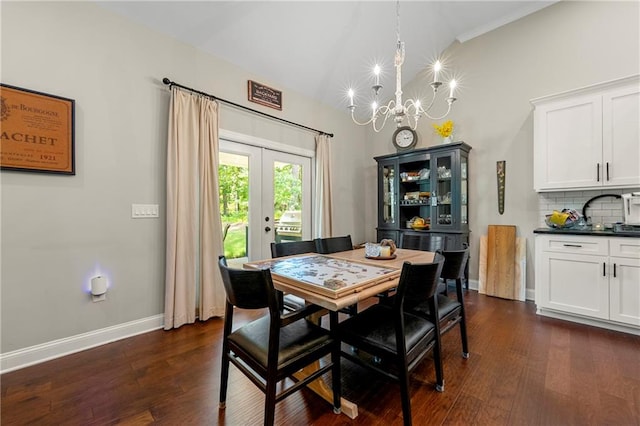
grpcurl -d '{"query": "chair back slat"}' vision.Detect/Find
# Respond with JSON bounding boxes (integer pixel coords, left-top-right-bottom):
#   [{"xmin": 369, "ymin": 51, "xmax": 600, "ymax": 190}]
[
  {"xmin": 218, "ymin": 256, "xmax": 275, "ymax": 310},
  {"xmin": 271, "ymin": 240, "xmax": 317, "ymax": 258},
  {"xmin": 396, "ymin": 253, "xmax": 445, "ymax": 311},
  {"xmin": 439, "ymin": 249, "xmax": 470, "ymax": 281},
  {"xmin": 315, "ymin": 235, "xmax": 353, "ymax": 254}
]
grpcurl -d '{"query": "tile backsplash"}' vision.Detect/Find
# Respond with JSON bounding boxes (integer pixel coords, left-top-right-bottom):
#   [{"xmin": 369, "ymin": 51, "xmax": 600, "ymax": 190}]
[{"xmin": 538, "ymin": 188, "xmax": 640, "ymax": 226}]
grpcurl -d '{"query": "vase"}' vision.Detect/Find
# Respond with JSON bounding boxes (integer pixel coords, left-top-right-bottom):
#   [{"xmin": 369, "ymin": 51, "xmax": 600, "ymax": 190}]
[{"xmin": 442, "ymin": 136, "xmax": 452, "ymax": 144}]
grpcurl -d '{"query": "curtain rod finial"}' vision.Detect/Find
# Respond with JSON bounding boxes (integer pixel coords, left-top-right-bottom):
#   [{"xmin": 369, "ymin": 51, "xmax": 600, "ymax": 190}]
[{"xmin": 162, "ymin": 78, "xmax": 172, "ymax": 85}]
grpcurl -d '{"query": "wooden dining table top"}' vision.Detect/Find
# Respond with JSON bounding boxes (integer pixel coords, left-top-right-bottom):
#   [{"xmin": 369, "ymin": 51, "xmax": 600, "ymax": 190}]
[{"xmin": 244, "ymin": 247, "xmax": 436, "ymax": 312}]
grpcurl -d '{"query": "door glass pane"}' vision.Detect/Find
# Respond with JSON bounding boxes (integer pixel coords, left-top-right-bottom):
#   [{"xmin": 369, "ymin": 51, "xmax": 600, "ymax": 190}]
[
  {"xmin": 436, "ymin": 155, "xmax": 452, "ymax": 226},
  {"xmin": 383, "ymin": 164, "xmax": 396, "ymax": 224},
  {"xmin": 219, "ymin": 151, "xmax": 249, "ymax": 265},
  {"xmin": 273, "ymin": 161, "xmax": 303, "ymax": 243},
  {"xmin": 461, "ymin": 157, "xmax": 468, "ymax": 224}
]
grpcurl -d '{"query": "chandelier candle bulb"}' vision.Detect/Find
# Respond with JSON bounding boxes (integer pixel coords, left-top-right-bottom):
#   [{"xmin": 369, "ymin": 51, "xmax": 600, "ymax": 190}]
[
  {"xmin": 374, "ymin": 65, "xmax": 381, "ymax": 86},
  {"xmin": 433, "ymin": 61, "xmax": 441, "ymax": 83},
  {"xmin": 449, "ymin": 80, "xmax": 457, "ymax": 99}
]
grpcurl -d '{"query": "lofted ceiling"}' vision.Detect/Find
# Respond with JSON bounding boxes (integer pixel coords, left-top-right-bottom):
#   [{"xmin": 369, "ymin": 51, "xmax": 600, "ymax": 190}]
[{"xmin": 97, "ymin": 1, "xmax": 557, "ymax": 112}]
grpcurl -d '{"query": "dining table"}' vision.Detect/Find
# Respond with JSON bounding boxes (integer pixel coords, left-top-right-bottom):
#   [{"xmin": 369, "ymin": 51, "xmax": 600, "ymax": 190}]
[{"xmin": 244, "ymin": 247, "xmax": 437, "ymax": 419}]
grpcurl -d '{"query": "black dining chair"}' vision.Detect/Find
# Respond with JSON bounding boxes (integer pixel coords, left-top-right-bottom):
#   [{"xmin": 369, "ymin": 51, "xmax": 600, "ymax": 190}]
[
  {"xmin": 374, "ymin": 233, "xmax": 445, "ymax": 300},
  {"xmin": 270, "ymin": 239, "xmax": 318, "ymax": 312},
  {"xmin": 217, "ymin": 256, "xmax": 341, "ymax": 426},
  {"xmin": 338, "ymin": 255, "xmax": 445, "ymax": 426},
  {"xmin": 406, "ymin": 247, "xmax": 470, "ymax": 359},
  {"xmin": 315, "ymin": 235, "xmax": 353, "ymax": 254}
]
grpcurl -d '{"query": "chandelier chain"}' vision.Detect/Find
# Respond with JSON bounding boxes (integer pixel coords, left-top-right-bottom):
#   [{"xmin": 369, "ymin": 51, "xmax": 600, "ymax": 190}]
[{"xmin": 396, "ymin": 0, "xmax": 400, "ymax": 44}]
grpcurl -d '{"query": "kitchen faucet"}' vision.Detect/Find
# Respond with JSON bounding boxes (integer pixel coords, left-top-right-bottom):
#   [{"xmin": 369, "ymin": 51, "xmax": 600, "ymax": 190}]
[{"xmin": 581, "ymin": 193, "xmax": 622, "ymax": 224}]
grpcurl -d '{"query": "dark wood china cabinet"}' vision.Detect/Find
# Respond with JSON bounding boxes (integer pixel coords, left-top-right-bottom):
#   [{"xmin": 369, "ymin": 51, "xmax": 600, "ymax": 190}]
[{"xmin": 375, "ymin": 142, "xmax": 472, "ymax": 250}]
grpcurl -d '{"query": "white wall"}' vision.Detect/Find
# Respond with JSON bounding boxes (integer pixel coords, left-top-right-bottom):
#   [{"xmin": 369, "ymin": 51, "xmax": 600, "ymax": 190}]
[
  {"xmin": 365, "ymin": 0, "xmax": 639, "ymax": 293},
  {"xmin": 1, "ymin": 1, "xmax": 366, "ymax": 359}
]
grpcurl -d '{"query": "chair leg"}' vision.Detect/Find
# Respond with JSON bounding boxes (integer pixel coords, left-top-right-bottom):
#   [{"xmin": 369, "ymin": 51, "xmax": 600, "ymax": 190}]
[
  {"xmin": 219, "ymin": 352, "xmax": 230, "ymax": 409},
  {"xmin": 432, "ymin": 337, "xmax": 445, "ymax": 392},
  {"xmin": 330, "ymin": 312, "xmax": 342, "ymax": 414},
  {"xmin": 456, "ymin": 279, "xmax": 470, "ymax": 358},
  {"xmin": 398, "ymin": 364, "xmax": 413, "ymax": 426},
  {"xmin": 264, "ymin": 374, "xmax": 277, "ymax": 426}
]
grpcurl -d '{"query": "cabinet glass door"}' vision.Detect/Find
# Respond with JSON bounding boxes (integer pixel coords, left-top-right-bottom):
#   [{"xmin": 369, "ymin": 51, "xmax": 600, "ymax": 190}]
[
  {"xmin": 381, "ymin": 162, "xmax": 396, "ymax": 226},
  {"xmin": 435, "ymin": 154, "xmax": 453, "ymax": 228},
  {"xmin": 461, "ymin": 155, "xmax": 468, "ymax": 225}
]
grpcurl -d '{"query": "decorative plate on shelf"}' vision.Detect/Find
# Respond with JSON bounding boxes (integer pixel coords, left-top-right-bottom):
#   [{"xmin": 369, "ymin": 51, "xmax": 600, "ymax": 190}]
[{"xmin": 365, "ymin": 254, "xmax": 397, "ymax": 260}]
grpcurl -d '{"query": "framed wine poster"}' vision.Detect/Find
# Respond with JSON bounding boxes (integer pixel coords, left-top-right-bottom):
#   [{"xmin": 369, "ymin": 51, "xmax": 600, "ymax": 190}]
[{"xmin": 0, "ymin": 84, "xmax": 75, "ymax": 175}]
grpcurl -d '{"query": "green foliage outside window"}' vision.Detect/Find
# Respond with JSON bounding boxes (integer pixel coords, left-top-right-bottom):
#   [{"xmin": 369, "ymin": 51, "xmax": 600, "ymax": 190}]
[{"xmin": 219, "ymin": 161, "xmax": 303, "ymax": 259}]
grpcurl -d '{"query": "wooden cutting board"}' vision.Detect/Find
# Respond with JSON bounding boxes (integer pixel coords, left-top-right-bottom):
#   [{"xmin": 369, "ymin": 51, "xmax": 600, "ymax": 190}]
[
  {"xmin": 479, "ymin": 235, "xmax": 526, "ymax": 301},
  {"xmin": 485, "ymin": 225, "xmax": 517, "ymax": 299}
]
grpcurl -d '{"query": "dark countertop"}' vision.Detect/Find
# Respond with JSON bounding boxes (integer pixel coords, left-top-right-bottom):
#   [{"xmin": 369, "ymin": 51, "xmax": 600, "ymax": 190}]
[{"xmin": 534, "ymin": 227, "xmax": 640, "ymax": 238}]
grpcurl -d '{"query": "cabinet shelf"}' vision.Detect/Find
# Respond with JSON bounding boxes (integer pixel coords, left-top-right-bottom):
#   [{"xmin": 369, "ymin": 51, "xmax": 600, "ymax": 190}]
[
  {"xmin": 400, "ymin": 201, "xmax": 430, "ymax": 207},
  {"xmin": 401, "ymin": 179, "xmax": 429, "ymax": 184}
]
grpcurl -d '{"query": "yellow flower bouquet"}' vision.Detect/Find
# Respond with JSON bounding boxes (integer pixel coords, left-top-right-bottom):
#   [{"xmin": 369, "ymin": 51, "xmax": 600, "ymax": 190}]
[{"xmin": 433, "ymin": 120, "xmax": 454, "ymax": 138}]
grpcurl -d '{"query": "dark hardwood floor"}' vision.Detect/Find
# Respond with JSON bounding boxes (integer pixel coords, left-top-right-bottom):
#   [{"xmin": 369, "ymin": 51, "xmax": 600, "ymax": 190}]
[{"xmin": 2, "ymin": 291, "xmax": 640, "ymax": 425}]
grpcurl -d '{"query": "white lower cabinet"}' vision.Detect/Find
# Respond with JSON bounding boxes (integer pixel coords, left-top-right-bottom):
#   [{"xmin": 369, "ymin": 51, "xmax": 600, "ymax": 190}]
[
  {"xmin": 609, "ymin": 255, "xmax": 640, "ymax": 326},
  {"xmin": 535, "ymin": 234, "xmax": 640, "ymax": 333}
]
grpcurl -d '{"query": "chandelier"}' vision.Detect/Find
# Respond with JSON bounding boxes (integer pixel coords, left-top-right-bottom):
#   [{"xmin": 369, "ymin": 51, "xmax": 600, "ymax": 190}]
[{"xmin": 347, "ymin": 0, "xmax": 458, "ymax": 132}]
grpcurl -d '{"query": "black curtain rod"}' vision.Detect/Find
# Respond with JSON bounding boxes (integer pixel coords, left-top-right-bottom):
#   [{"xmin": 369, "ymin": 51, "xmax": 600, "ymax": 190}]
[{"xmin": 162, "ymin": 78, "xmax": 333, "ymax": 138}]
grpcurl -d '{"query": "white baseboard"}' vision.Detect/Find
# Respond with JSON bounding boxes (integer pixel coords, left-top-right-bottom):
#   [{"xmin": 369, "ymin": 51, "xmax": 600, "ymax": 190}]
[
  {"xmin": 467, "ymin": 279, "xmax": 536, "ymax": 302},
  {"xmin": 536, "ymin": 307, "xmax": 640, "ymax": 336},
  {"xmin": 1, "ymin": 314, "xmax": 164, "ymax": 374},
  {"xmin": 467, "ymin": 278, "xmax": 479, "ymax": 291},
  {"xmin": 526, "ymin": 288, "xmax": 535, "ymax": 301}
]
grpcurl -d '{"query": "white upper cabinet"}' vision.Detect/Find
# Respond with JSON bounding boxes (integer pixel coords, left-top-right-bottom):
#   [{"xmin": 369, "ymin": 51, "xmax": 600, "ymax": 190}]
[
  {"xmin": 532, "ymin": 76, "xmax": 640, "ymax": 192},
  {"xmin": 603, "ymin": 84, "xmax": 640, "ymax": 187}
]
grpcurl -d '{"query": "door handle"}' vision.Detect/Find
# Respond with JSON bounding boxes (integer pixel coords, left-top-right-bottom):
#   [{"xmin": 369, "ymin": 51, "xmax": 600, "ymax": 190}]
[
  {"xmin": 597, "ymin": 163, "xmax": 600, "ymax": 182},
  {"xmin": 265, "ymin": 226, "xmax": 271, "ymax": 232},
  {"xmin": 563, "ymin": 244, "xmax": 582, "ymax": 248},
  {"xmin": 613, "ymin": 263, "xmax": 617, "ymax": 278},
  {"xmin": 606, "ymin": 162, "xmax": 610, "ymax": 181},
  {"xmin": 603, "ymin": 262, "xmax": 606, "ymax": 277}
]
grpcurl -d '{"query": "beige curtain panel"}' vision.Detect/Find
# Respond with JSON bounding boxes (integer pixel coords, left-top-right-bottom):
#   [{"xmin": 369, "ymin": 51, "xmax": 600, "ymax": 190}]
[
  {"xmin": 164, "ymin": 87, "xmax": 226, "ymax": 330},
  {"xmin": 314, "ymin": 134, "xmax": 333, "ymax": 238}
]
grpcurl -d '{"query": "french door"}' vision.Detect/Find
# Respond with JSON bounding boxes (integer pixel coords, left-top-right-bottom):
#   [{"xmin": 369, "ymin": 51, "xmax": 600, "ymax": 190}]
[{"xmin": 219, "ymin": 139, "xmax": 312, "ymax": 264}]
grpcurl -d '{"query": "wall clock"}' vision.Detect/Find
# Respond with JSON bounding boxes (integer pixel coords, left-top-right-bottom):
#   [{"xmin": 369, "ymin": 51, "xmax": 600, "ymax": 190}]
[{"xmin": 392, "ymin": 126, "xmax": 418, "ymax": 151}]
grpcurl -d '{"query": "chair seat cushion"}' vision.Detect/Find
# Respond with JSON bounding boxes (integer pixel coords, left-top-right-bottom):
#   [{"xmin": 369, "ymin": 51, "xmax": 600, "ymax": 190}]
[
  {"xmin": 411, "ymin": 294, "xmax": 461, "ymax": 320},
  {"xmin": 338, "ymin": 304, "xmax": 435, "ymax": 355},
  {"xmin": 229, "ymin": 316, "xmax": 332, "ymax": 369}
]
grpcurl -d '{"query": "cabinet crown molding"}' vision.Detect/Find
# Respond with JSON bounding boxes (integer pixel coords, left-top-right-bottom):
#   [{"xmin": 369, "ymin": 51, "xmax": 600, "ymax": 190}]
[{"xmin": 530, "ymin": 74, "xmax": 639, "ymax": 105}]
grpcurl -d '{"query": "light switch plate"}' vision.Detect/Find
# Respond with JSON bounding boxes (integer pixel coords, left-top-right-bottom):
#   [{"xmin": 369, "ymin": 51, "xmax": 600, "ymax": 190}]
[{"xmin": 132, "ymin": 204, "xmax": 159, "ymax": 218}]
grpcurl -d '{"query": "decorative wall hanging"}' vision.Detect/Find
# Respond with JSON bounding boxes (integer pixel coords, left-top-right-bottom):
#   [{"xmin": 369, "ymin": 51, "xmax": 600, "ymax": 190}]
[
  {"xmin": 0, "ymin": 84, "xmax": 75, "ymax": 175},
  {"xmin": 248, "ymin": 80, "xmax": 282, "ymax": 110},
  {"xmin": 497, "ymin": 160, "xmax": 506, "ymax": 214}
]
